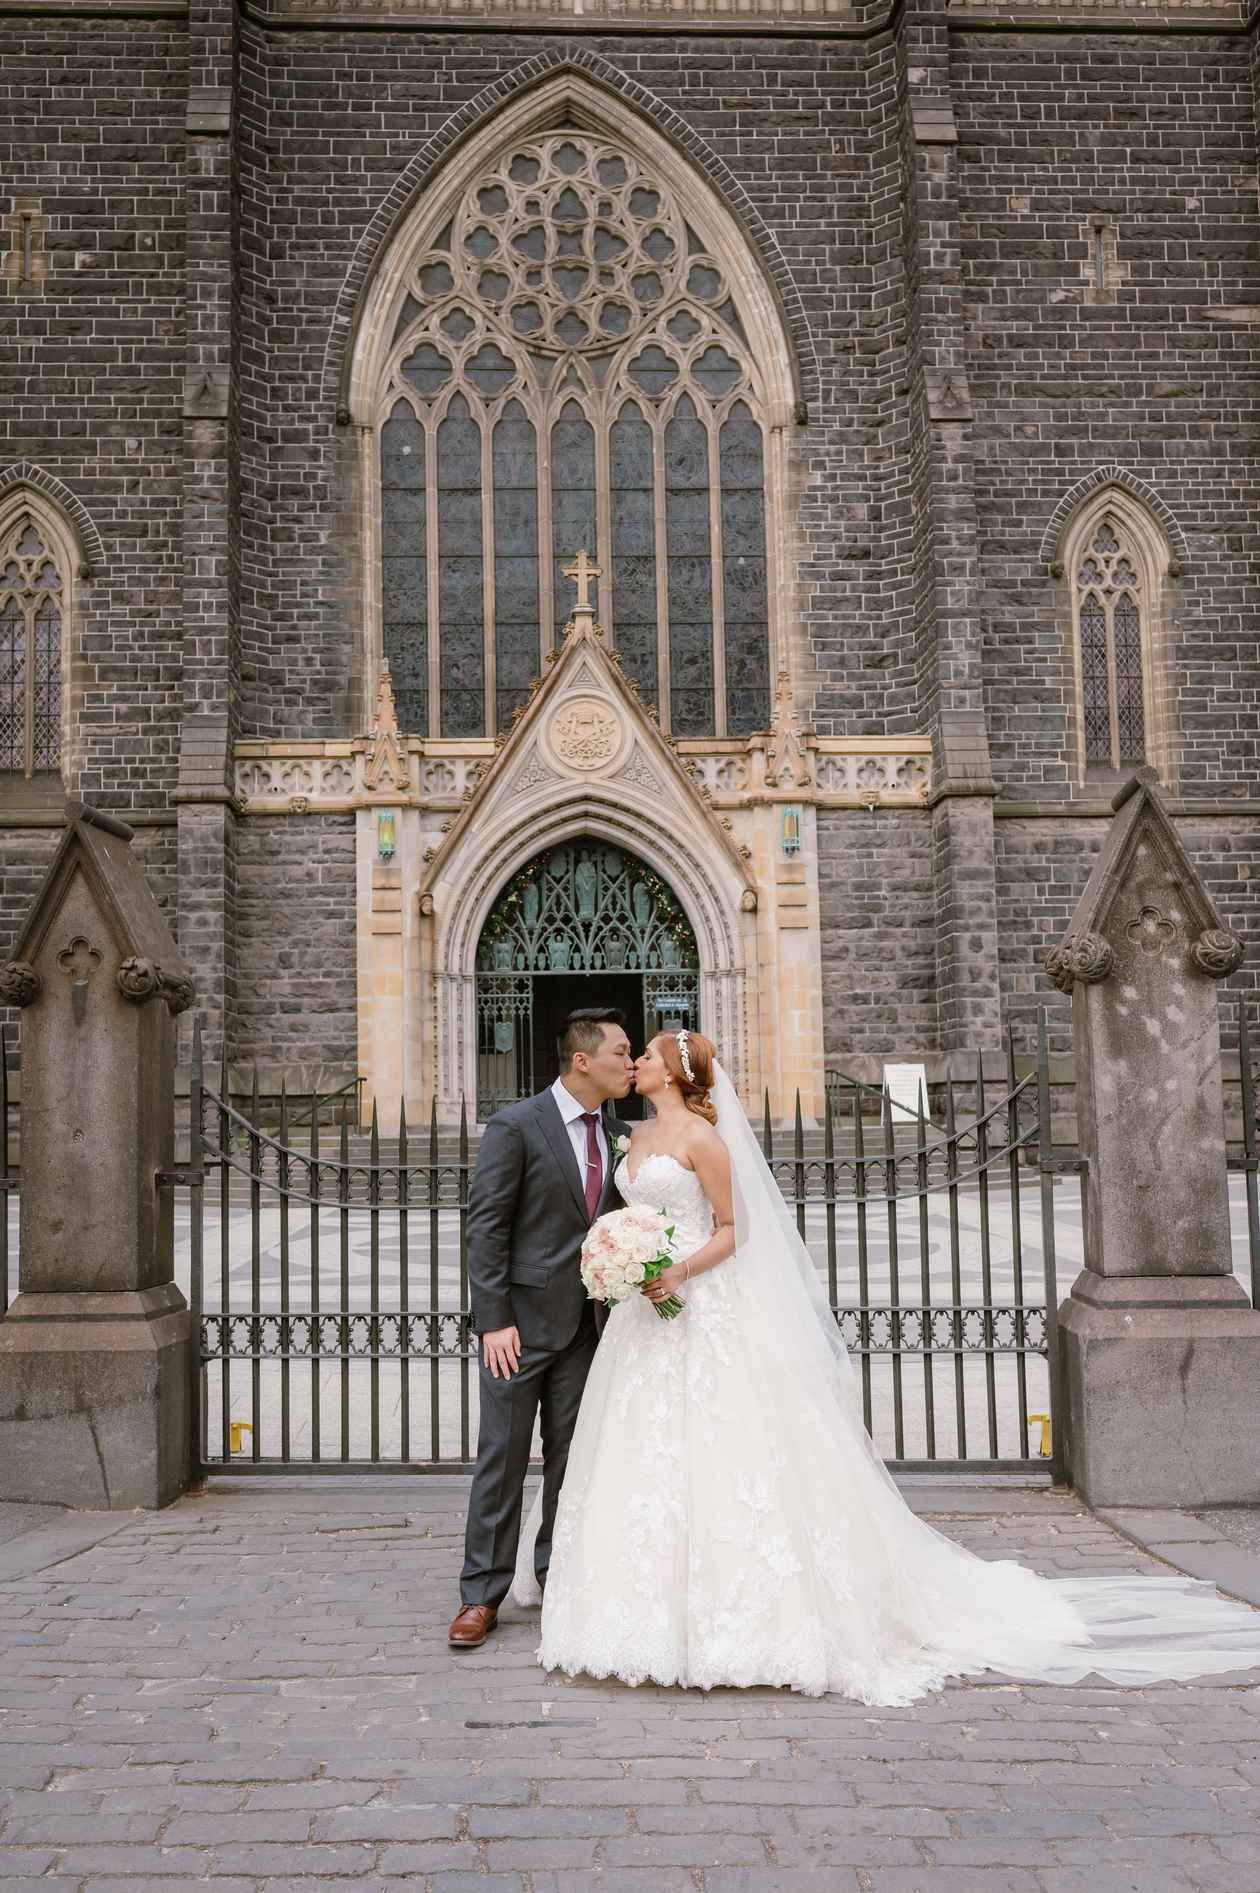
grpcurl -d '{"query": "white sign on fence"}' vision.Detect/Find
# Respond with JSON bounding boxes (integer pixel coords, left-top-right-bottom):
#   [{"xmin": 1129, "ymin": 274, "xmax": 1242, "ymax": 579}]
[{"xmin": 883, "ymin": 1061, "xmax": 930, "ymax": 1125}]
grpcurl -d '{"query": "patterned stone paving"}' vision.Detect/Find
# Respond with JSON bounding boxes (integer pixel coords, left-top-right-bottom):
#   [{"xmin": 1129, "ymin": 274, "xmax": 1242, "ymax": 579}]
[{"xmin": 2, "ymin": 1479, "xmax": 1260, "ymax": 1892}]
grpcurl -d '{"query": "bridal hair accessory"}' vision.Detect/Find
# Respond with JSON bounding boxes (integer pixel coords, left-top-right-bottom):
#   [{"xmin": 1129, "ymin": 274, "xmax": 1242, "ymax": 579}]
[{"xmin": 675, "ymin": 1029, "xmax": 695, "ymax": 1082}]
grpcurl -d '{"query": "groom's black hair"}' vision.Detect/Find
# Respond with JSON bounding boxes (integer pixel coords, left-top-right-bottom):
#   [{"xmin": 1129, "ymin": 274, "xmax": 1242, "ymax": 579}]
[{"xmin": 558, "ymin": 1007, "xmax": 628, "ymax": 1071}]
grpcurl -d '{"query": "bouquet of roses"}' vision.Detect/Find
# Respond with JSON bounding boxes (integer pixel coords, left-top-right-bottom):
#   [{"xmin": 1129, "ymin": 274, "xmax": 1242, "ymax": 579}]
[{"xmin": 580, "ymin": 1203, "xmax": 685, "ymax": 1321}]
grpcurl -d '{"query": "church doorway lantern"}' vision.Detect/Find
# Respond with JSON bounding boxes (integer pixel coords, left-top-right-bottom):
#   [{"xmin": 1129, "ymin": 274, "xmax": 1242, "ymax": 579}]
[{"xmin": 474, "ymin": 838, "xmax": 699, "ymax": 1118}]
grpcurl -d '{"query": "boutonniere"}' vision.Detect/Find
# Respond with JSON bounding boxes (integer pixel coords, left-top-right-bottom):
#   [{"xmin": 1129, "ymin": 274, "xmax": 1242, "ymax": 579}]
[{"xmin": 613, "ymin": 1134, "xmax": 632, "ymax": 1158}]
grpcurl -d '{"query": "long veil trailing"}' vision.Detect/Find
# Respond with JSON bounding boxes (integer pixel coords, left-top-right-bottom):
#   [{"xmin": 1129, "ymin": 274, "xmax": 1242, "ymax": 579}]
[{"xmin": 515, "ymin": 1064, "xmax": 1260, "ymax": 1696}]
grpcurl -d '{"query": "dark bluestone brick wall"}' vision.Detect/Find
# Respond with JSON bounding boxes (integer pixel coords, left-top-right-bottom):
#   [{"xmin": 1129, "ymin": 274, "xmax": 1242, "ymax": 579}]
[
  {"xmin": 234, "ymin": 816, "xmax": 358, "ymax": 1065},
  {"xmin": 954, "ymin": 30, "xmax": 1260, "ymax": 802},
  {"xmin": 0, "ymin": 24, "xmax": 187, "ymax": 809},
  {"xmin": 818, "ymin": 808, "xmax": 937, "ymax": 1057}
]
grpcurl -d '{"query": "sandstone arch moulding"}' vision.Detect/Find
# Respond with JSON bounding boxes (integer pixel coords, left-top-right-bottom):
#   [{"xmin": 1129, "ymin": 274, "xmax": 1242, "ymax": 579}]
[
  {"xmin": 1040, "ymin": 464, "xmax": 1189, "ymax": 574},
  {"xmin": 424, "ymin": 787, "xmax": 757, "ymax": 1119},
  {"xmin": 409, "ymin": 602, "xmax": 761, "ymax": 1119}
]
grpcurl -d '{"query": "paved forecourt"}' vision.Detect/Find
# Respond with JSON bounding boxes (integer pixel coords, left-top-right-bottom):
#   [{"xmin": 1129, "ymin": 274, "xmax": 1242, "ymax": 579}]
[{"xmin": 2, "ymin": 1478, "xmax": 1260, "ymax": 1892}]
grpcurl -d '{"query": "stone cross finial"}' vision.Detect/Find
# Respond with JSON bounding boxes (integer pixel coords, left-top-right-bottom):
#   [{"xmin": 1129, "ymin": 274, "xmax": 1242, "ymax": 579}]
[
  {"xmin": 374, "ymin": 663, "xmax": 399, "ymax": 737},
  {"xmin": 561, "ymin": 547, "xmax": 601, "ymax": 614}
]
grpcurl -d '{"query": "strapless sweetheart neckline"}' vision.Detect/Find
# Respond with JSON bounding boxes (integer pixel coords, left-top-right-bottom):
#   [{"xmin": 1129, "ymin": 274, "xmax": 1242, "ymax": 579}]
[{"xmin": 619, "ymin": 1150, "xmax": 698, "ymax": 1190}]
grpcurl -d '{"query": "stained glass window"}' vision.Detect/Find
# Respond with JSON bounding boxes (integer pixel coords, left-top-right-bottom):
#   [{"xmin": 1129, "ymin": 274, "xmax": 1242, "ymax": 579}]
[
  {"xmin": 1074, "ymin": 517, "xmax": 1147, "ymax": 770},
  {"xmin": 378, "ymin": 133, "xmax": 773, "ymax": 738},
  {"xmin": 0, "ymin": 515, "xmax": 63, "ymax": 777}
]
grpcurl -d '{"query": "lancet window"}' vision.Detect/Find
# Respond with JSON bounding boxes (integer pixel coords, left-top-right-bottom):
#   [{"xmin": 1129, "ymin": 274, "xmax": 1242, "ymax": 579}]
[
  {"xmin": 0, "ymin": 513, "xmax": 63, "ymax": 777},
  {"xmin": 1073, "ymin": 514, "xmax": 1148, "ymax": 770},
  {"xmin": 378, "ymin": 133, "xmax": 773, "ymax": 741}
]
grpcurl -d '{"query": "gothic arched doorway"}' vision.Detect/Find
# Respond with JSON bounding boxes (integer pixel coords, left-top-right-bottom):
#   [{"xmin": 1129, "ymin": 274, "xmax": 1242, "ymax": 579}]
[{"xmin": 475, "ymin": 839, "xmax": 700, "ymax": 1118}]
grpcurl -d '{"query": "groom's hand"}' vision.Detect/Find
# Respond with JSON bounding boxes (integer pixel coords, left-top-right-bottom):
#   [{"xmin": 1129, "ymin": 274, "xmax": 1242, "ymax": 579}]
[{"xmin": 482, "ymin": 1326, "xmax": 522, "ymax": 1379}]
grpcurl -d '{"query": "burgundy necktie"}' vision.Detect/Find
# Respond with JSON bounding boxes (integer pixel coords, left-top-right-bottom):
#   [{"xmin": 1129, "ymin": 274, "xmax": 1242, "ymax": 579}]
[{"xmin": 580, "ymin": 1112, "xmax": 603, "ymax": 1220}]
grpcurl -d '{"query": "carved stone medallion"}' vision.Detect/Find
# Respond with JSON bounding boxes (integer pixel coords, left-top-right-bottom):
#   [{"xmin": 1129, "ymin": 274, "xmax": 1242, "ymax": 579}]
[{"xmin": 549, "ymin": 698, "xmax": 622, "ymax": 772}]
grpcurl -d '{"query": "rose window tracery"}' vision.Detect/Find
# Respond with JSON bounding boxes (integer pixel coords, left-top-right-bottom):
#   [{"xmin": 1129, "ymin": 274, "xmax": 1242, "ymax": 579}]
[{"xmin": 378, "ymin": 132, "xmax": 772, "ymax": 743}]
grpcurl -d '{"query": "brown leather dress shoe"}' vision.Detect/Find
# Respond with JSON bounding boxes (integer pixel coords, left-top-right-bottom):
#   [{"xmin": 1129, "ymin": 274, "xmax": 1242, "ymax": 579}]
[{"xmin": 448, "ymin": 1603, "xmax": 498, "ymax": 1648}]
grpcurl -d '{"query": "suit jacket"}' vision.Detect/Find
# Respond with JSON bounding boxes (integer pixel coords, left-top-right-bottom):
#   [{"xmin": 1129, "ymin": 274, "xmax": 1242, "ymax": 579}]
[{"xmin": 467, "ymin": 1088, "xmax": 632, "ymax": 1352}]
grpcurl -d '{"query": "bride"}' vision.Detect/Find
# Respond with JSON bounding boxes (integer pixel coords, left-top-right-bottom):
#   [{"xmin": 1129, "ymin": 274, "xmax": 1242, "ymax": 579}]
[{"xmin": 515, "ymin": 1028, "xmax": 1260, "ymax": 1704}]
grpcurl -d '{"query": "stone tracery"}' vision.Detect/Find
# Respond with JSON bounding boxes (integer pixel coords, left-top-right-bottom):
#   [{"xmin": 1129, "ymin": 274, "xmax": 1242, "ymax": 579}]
[{"xmin": 377, "ymin": 131, "xmax": 773, "ymax": 745}]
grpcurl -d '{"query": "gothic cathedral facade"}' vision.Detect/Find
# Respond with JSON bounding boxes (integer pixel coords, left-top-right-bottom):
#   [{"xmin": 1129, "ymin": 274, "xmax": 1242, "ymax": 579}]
[{"xmin": 3, "ymin": 0, "xmax": 1259, "ymax": 1119}]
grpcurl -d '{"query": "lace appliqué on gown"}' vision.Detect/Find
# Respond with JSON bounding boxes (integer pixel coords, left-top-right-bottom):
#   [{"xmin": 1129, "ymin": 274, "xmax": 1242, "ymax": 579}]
[{"xmin": 526, "ymin": 1154, "xmax": 1260, "ymax": 1703}]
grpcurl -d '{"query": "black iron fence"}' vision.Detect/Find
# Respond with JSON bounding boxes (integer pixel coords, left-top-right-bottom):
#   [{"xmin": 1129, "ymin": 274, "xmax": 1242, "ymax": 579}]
[
  {"xmin": 184, "ymin": 1014, "xmax": 1077, "ymax": 1479},
  {"xmin": 6, "ymin": 1008, "xmax": 1260, "ymax": 1475}
]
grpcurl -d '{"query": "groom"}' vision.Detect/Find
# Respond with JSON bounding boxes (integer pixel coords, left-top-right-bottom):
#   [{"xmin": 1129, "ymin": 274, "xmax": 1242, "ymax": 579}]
[{"xmin": 449, "ymin": 1007, "xmax": 635, "ymax": 1648}]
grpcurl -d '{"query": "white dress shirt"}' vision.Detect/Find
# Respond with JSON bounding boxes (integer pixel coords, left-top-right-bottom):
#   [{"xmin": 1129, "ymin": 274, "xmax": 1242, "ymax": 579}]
[{"xmin": 550, "ymin": 1077, "xmax": 609, "ymax": 1197}]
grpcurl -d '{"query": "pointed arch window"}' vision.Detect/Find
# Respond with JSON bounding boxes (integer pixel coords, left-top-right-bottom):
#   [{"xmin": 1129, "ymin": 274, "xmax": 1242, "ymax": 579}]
[
  {"xmin": 376, "ymin": 132, "xmax": 775, "ymax": 741},
  {"xmin": 0, "ymin": 512, "xmax": 63, "ymax": 777},
  {"xmin": 1063, "ymin": 496, "xmax": 1171, "ymax": 782}
]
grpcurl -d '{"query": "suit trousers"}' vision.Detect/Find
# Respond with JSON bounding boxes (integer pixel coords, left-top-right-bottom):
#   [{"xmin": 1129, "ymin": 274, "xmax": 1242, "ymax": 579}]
[{"xmin": 460, "ymin": 1303, "xmax": 599, "ymax": 1608}]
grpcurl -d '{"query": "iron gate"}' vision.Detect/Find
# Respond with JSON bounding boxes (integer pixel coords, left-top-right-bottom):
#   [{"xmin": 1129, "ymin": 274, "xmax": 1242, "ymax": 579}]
[
  {"xmin": 475, "ymin": 840, "xmax": 700, "ymax": 1117},
  {"xmin": 190, "ymin": 1016, "xmax": 1076, "ymax": 1479}
]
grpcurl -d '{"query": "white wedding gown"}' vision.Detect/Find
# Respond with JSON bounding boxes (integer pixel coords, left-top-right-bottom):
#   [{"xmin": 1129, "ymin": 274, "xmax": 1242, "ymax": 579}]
[{"xmin": 516, "ymin": 1078, "xmax": 1260, "ymax": 1705}]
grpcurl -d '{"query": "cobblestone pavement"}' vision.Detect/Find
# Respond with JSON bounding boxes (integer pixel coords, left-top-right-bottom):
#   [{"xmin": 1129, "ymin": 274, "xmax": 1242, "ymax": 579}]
[{"xmin": 2, "ymin": 1479, "xmax": 1260, "ymax": 1893}]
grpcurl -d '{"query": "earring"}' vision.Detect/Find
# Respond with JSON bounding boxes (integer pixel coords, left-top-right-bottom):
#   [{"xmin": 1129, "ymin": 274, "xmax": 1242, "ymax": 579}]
[{"xmin": 663, "ymin": 1075, "xmax": 672, "ymax": 1088}]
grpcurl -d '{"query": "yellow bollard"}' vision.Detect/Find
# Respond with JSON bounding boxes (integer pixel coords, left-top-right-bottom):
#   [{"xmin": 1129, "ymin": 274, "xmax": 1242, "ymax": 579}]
[
  {"xmin": 229, "ymin": 1421, "xmax": 253, "ymax": 1455},
  {"xmin": 1027, "ymin": 1413, "xmax": 1052, "ymax": 1459}
]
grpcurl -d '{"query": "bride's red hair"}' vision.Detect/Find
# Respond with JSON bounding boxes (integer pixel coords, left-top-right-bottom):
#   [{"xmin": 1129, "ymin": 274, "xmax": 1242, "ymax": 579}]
[{"xmin": 653, "ymin": 1030, "xmax": 718, "ymax": 1125}]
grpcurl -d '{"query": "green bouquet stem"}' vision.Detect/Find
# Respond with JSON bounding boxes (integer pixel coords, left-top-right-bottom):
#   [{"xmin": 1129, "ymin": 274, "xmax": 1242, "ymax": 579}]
[{"xmin": 653, "ymin": 1293, "xmax": 685, "ymax": 1322}]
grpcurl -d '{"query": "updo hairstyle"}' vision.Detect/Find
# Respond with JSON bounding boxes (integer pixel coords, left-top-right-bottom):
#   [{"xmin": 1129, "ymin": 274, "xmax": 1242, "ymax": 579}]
[{"xmin": 653, "ymin": 1029, "xmax": 718, "ymax": 1125}]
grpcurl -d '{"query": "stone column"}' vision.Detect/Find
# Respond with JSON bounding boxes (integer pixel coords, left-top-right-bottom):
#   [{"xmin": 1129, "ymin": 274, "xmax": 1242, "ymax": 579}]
[
  {"xmin": 0, "ymin": 805, "xmax": 195, "ymax": 1509},
  {"xmin": 902, "ymin": 7, "xmax": 1003, "ymax": 1050},
  {"xmin": 1051, "ymin": 771, "xmax": 1260, "ymax": 1506}
]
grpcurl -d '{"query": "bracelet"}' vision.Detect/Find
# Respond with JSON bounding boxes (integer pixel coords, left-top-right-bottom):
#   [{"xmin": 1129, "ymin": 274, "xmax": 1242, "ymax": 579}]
[{"xmin": 683, "ymin": 1257, "xmax": 692, "ymax": 1282}]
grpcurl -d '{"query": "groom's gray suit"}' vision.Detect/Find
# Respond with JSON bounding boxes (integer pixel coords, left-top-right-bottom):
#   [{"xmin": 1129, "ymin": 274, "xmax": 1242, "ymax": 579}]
[{"xmin": 460, "ymin": 1086, "xmax": 631, "ymax": 1608}]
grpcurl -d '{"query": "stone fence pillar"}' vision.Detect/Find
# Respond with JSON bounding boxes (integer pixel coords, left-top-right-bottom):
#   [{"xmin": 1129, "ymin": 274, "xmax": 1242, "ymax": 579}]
[
  {"xmin": 0, "ymin": 803, "xmax": 195, "ymax": 1508},
  {"xmin": 1049, "ymin": 770, "xmax": 1260, "ymax": 1507}
]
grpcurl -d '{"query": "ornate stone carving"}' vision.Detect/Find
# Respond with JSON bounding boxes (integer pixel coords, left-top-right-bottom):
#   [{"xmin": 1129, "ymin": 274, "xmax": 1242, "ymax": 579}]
[
  {"xmin": 363, "ymin": 666, "xmax": 410, "ymax": 793},
  {"xmin": 550, "ymin": 698, "xmax": 622, "ymax": 771},
  {"xmin": 509, "ymin": 753, "xmax": 560, "ymax": 796},
  {"xmin": 764, "ymin": 670, "xmax": 812, "ymax": 790},
  {"xmin": 0, "ymin": 960, "xmax": 41, "ymax": 1006},
  {"xmin": 614, "ymin": 748, "xmax": 663, "ymax": 796},
  {"xmin": 115, "ymin": 959, "xmax": 196, "ymax": 1014},
  {"xmin": 740, "ymin": 889, "xmax": 758, "ymax": 913},
  {"xmin": 1124, "ymin": 903, "xmax": 1177, "ymax": 958},
  {"xmin": 162, "ymin": 972, "xmax": 196, "ymax": 1016},
  {"xmin": 116, "ymin": 957, "xmax": 162, "ymax": 1002},
  {"xmin": 1044, "ymin": 931, "xmax": 1115, "ymax": 994},
  {"xmin": 1191, "ymin": 928, "xmax": 1245, "ymax": 979},
  {"xmin": 288, "ymin": 794, "xmax": 310, "ymax": 815}
]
